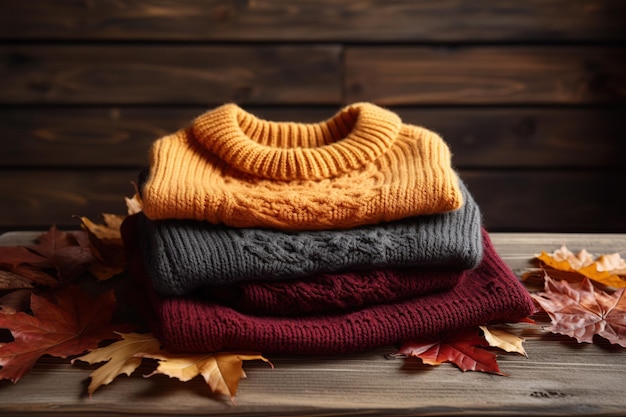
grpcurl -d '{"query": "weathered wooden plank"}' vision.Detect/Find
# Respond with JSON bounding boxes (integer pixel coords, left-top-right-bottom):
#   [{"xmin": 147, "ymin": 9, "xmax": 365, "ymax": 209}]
[
  {"xmin": 0, "ymin": 45, "xmax": 342, "ymax": 104},
  {"xmin": 2, "ymin": 107, "xmax": 625, "ymax": 168},
  {"xmin": 345, "ymin": 46, "xmax": 626, "ymax": 104},
  {"xmin": 0, "ymin": 169, "xmax": 138, "ymax": 231},
  {"xmin": 1, "ymin": 0, "xmax": 625, "ymax": 42},
  {"xmin": 0, "ymin": 169, "xmax": 624, "ymax": 232},
  {"xmin": 0, "ymin": 231, "xmax": 625, "ymax": 416}
]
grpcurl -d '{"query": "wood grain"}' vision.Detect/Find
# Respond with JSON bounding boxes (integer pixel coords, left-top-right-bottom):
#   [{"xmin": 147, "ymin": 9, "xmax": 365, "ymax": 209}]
[
  {"xmin": 0, "ymin": 232, "xmax": 625, "ymax": 416},
  {"xmin": 3, "ymin": 106, "xmax": 625, "ymax": 168},
  {"xmin": 1, "ymin": 0, "xmax": 625, "ymax": 42},
  {"xmin": 463, "ymin": 170, "xmax": 626, "ymax": 233},
  {"xmin": 1, "ymin": 169, "xmax": 624, "ymax": 232},
  {"xmin": 0, "ymin": 169, "xmax": 137, "ymax": 231},
  {"xmin": 0, "ymin": 45, "xmax": 342, "ymax": 104},
  {"xmin": 345, "ymin": 46, "xmax": 626, "ymax": 104}
]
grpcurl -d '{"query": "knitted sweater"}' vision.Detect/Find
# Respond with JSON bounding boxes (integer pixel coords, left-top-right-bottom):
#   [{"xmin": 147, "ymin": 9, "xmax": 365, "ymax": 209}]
[
  {"xmin": 141, "ymin": 102, "xmax": 463, "ymax": 229},
  {"xmin": 123, "ymin": 225, "xmax": 535, "ymax": 355},
  {"xmin": 138, "ymin": 180, "xmax": 482, "ymax": 296}
]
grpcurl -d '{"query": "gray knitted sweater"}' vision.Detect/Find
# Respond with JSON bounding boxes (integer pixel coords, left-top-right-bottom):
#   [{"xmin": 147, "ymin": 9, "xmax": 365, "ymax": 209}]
[{"xmin": 138, "ymin": 180, "xmax": 483, "ymax": 296}]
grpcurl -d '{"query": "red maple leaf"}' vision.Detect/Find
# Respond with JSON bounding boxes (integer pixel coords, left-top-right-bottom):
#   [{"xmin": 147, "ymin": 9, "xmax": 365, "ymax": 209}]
[
  {"xmin": 394, "ymin": 327, "xmax": 506, "ymax": 375},
  {"xmin": 0, "ymin": 286, "xmax": 124, "ymax": 383},
  {"xmin": 531, "ymin": 274, "xmax": 626, "ymax": 347}
]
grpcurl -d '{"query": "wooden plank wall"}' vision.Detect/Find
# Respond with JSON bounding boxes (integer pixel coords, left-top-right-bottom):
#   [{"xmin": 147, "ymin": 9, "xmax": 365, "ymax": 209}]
[{"xmin": 1, "ymin": 0, "xmax": 625, "ymax": 233}]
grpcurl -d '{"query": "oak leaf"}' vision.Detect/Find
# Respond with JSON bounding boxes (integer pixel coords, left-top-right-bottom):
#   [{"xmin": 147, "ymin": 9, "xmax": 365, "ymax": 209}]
[
  {"xmin": 531, "ymin": 273, "xmax": 626, "ymax": 347},
  {"xmin": 393, "ymin": 327, "xmax": 506, "ymax": 375},
  {"xmin": 139, "ymin": 350, "xmax": 273, "ymax": 401},
  {"xmin": 479, "ymin": 325, "xmax": 527, "ymax": 357},
  {"xmin": 536, "ymin": 245, "xmax": 626, "ymax": 289},
  {"xmin": 72, "ymin": 332, "xmax": 161, "ymax": 397},
  {"xmin": 0, "ymin": 286, "xmax": 124, "ymax": 382}
]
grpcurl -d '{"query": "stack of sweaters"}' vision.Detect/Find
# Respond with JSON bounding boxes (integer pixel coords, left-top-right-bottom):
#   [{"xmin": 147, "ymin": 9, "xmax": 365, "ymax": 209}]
[{"xmin": 121, "ymin": 102, "xmax": 535, "ymax": 355}]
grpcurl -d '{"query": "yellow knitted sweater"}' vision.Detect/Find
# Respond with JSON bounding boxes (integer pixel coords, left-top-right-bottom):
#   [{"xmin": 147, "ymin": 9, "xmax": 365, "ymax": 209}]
[{"xmin": 142, "ymin": 102, "xmax": 463, "ymax": 230}]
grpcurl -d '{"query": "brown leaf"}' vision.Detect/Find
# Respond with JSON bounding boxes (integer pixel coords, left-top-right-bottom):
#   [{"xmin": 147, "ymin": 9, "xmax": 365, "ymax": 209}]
[
  {"xmin": 10, "ymin": 264, "xmax": 58, "ymax": 287},
  {"xmin": 0, "ymin": 246, "xmax": 49, "ymax": 270},
  {"xmin": 26, "ymin": 226, "xmax": 96, "ymax": 283},
  {"xmin": 531, "ymin": 273, "xmax": 626, "ymax": 347},
  {"xmin": 72, "ymin": 332, "xmax": 161, "ymax": 397},
  {"xmin": 393, "ymin": 327, "xmax": 506, "ymax": 375},
  {"xmin": 139, "ymin": 351, "xmax": 273, "ymax": 401},
  {"xmin": 0, "ymin": 289, "xmax": 32, "ymax": 313},
  {"xmin": 0, "ymin": 270, "xmax": 33, "ymax": 290},
  {"xmin": 80, "ymin": 216, "xmax": 126, "ymax": 281},
  {"xmin": 0, "ymin": 286, "xmax": 125, "ymax": 383},
  {"xmin": 0, "ymin": 238, "xmax": 59, "ymax": 288}
]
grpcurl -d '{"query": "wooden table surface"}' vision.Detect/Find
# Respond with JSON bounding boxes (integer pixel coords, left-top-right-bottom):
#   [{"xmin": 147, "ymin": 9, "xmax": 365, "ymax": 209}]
[{"xmin": 1, "ymin": 231, "xmax": 625, "ymax": 417}]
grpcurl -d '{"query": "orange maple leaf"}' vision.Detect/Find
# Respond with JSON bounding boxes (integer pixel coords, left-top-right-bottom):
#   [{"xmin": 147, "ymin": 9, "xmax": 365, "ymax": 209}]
[
  {"xmin": 531, "ymin": 273, "xmax": 626, "ymax": 347},
  {"xmin": 536, "ymin": 245, "xmax": 626, "ymax": 289},
  {"xmin": 393, "ymin": 327, "xmax": 506, "ymax": 375},
  {"xmin": 138, "ymin": 350, "xmax": 272, "ymax": 402},
  {"xmin": 0, "ymin": 286, "xmax": 125, "ymax": 383}
]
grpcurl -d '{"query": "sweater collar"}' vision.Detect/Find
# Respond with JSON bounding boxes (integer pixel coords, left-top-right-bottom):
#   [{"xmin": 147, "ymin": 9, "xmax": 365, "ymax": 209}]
[{"xmin": 192, "ymin": 102, "xmax": 402, "ymax": 181}]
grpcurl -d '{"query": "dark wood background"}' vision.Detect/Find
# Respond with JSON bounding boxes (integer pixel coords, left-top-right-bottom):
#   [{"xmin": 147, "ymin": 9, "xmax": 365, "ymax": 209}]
[{"xmin": 1, "ymin": 0, "xmax": 625, "ymax": 233}]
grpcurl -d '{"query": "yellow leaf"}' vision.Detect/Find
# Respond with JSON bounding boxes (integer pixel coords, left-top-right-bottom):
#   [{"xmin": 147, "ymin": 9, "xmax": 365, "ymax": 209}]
[
  {"xmin": 72, "ymin": 332, "xmax": 161, "ymax": 397},
  {"xmin": 140, "ymin": 351, "xmax": 272, "ymax": 401},
  {"xmin": 544, "ymin": 245, "xmax": 594, "ymax": 269},
  {"xmin": 536, "ymin": 245, "xmax": 626, "ymax": 289},
  {"xmin": 479, "ymin": 326, "xmax": 527, "ymax": 357},
  {"xmin": 125, "ymin": 184, "xmax": 143, "ymax": 215},
  {"xmin": 79, "ymin": 216, "xmax": 123, "ymax": 243}
]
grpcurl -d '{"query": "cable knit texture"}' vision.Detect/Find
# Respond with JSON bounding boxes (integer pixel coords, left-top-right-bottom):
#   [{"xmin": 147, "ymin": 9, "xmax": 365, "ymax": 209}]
[
  {"xmin": 122, "ymin": 225, "xmax": 535, "ymax": 355},
  {"xmin": 138, "ymin": 180, "xmax": 482, "ymax": 296},
  {"xmin": 141, "ymin": 102, "xmax": 463, "ymax": 229},
  {"xmin": 124, "ymin": 213, "xmax": 460, "ymax": 316}
]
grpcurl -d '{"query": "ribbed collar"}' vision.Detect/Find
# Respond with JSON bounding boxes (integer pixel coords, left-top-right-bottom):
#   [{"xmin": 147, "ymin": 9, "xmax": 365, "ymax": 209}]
[{"xmin": 192, "ymin": 102, "xmax": 402, "ymax": 181}]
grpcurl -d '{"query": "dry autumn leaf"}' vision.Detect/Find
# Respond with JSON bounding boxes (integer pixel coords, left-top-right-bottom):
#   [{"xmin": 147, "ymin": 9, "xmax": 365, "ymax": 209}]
[
  {"xmin": 138, "ymin": 350, "xmax": 273, "ymax": 401},
  {"xmin": 479, "ymin": 326, "xmax": 527, "ymax": 357},
  {"xmin": 0, "ymin": 269, "xmax": 34, "ymax": 291},
  {"xmin": 0, "ymin": 286, "xmax": 124, "ymax": 383},
  {"xmin": 0, "ymin": 242, "xmax": 58, "ymax": 288},
  {"xmin": 125, "ymin": 185, "xmax": 143, "ymax": 215},
  {"xmin": 595, "ymin": 253, "xmax": 626, "ymax": 275},
  {"xmin": 531, "ymin": 273, "xmax": 626, "ymax": 347},
  {"xmin": 72, "ymin": 332, "xmax": 161, "ymax": 397},
  {"xmin": 393, "ymin": 327, "xmax": 506, "ymax": 376},
  {"xmin": 536, "ymin": 245, "xmax": 626, "ymax": 289},
  {"xmin": 27, "ymin": 226, "xmax": 96, "ymax": 284},
  {"xmin": 79, "ymin": 215, "xmax": 126, "ymax": 281}
]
